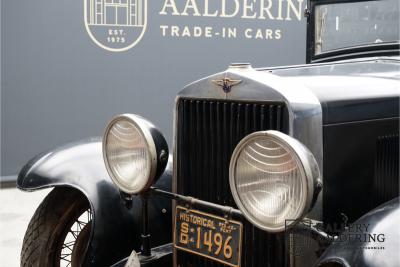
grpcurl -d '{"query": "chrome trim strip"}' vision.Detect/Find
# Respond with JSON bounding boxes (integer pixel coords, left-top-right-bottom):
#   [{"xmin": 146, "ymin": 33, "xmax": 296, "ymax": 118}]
[{"xmin": 172, "ymin": 96, "xmax": 179, "ymax": 267}]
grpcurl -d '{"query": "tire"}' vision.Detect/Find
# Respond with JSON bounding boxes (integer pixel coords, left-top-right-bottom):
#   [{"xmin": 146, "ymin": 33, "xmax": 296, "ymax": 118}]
[{"xmin": 21, "ymin": 187, "xmax": 92, "ymax": 267}]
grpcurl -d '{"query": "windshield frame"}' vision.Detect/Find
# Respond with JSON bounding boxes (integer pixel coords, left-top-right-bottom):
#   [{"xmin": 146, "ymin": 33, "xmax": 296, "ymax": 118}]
[{"xmin": 306, "ymin": 0, "xmax": 400, "ymax": 63}]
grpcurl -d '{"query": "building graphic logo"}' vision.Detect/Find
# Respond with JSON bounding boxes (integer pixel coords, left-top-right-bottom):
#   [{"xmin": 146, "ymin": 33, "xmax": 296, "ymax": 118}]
[{"xmin": 84, "ymin": 0, "xmax": 147, "ymax": 52}]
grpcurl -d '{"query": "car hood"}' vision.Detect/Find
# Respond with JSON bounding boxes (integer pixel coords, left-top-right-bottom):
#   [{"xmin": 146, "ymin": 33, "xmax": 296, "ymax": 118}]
[{"xmin": 263, "ymin": 57, "xmax": 400, "ymax": 124}]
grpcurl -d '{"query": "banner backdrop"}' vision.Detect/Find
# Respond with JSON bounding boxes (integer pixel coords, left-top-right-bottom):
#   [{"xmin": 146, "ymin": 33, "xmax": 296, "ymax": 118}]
[{"xmin": 1, "ymin": 0, "xmax": 306, "ymax": 176}]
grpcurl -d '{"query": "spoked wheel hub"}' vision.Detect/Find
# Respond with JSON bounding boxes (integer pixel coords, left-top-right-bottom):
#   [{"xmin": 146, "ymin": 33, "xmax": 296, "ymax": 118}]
[{"xmin": 57, "ymin": 208, "xmax": 93, "ymax": 267}]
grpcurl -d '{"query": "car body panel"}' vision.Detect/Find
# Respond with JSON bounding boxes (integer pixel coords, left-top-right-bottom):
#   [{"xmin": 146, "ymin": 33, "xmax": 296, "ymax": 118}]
[
  {"xmin": 265, "ymin": 57, "xmax": 400, "ymax": 124},
  {"xmin": 315, "ymin": 198, "xmax": 400, "ymax": 267},
  {"xmin": 17, "ymin": 138, "xmax": 172, "ymax": 266}
]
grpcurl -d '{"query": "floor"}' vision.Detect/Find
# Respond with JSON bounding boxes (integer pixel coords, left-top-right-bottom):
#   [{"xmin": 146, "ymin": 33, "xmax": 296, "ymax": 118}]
[{"xmin": 0, "ymin": 187, "xmax": 51, "ymax": 267}]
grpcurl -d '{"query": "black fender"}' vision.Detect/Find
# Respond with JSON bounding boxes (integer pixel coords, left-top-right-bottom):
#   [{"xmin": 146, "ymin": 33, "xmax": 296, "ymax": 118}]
[
  {"xmin": 17, "ymin": 138, "xmax": 172, "ymax": 267},
  {"xmin": 315, "ymin": 197, "xmax": 400, "ymax": 267}
]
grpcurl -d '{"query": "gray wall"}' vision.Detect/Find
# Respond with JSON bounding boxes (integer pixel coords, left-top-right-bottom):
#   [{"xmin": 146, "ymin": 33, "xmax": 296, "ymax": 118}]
[{"xmin": 1, "ymin": 0, "xmax": 307, "ymax": 176}]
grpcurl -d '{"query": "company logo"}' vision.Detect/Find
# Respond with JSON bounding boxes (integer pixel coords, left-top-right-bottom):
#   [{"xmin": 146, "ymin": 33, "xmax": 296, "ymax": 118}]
[
  {"xmin": 158, "ymin": 0, "xmax": 303, "ymax": 40},
  {"xmin": 285, "ymin": 216, "xmax": 387, "ymax": 257},
  {"xmin": 212, "ymin": 78, "xmax": 242, "ymax": 93},
  {"xmin": 84, "ymin": 0, "xmax": 147, "ymax": 52}
]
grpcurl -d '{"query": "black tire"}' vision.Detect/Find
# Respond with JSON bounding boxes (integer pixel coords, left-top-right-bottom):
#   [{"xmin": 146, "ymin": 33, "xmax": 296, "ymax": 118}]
[{"xmin": 21, "ymin": 187, "xmax": 92, "ymax": 267}]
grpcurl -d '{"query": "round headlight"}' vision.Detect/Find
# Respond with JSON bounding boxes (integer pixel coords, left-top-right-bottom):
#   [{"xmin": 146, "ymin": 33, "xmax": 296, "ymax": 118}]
[
  {"xmin": 229, "ymin": 130, "xmax": 321, "ymax": 232},
  {"xmin": 103, "ymin": 114, "xmax": 168, "ymax": 194}
]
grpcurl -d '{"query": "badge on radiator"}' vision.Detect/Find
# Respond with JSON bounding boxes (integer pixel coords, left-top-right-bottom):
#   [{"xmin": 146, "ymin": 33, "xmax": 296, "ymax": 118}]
[
  {"xmin": 84, "ymin": 0, "xmax": 147, "ymax": 52},
  {"xmin": 212, "ymin": 78, "xmax": 242, "ymax": 93}
]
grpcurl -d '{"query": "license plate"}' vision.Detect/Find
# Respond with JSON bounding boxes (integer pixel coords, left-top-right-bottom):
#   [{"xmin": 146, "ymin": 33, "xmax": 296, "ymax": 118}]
[{"xmin": 174, "ymin": 206, "xmax": 243, "ymax": 267}]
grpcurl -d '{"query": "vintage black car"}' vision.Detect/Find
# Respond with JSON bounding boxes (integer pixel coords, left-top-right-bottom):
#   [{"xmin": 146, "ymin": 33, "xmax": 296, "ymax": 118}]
[{"xmin": 17, "ymin": 0, "xmax": 399, "ymax": 266}]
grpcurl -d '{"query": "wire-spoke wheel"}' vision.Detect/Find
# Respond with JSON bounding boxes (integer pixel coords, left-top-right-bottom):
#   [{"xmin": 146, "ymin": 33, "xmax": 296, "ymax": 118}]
[
  {"xmin": 58, "ymin": 209, "xmax": 92, "ymax": 267},
  {"xmin": 21, "ymin": 187, "xmax": 92, "ymax": 267}
]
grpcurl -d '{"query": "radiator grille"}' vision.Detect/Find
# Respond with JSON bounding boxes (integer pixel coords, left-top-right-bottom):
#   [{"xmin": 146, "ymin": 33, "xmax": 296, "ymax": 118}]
[
  {"xmin": 176, "ymin": 98, "xmax": 289, "ymax": 267},
  {"xmin": 373, "ymin": 133, "xmax": 399, "ymax": 207}
]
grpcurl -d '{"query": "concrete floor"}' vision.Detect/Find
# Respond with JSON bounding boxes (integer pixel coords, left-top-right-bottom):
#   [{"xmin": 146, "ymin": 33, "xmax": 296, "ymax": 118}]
[{"xmin": 0, "ymin": 187, "xmax": 51, "ymax": 267}]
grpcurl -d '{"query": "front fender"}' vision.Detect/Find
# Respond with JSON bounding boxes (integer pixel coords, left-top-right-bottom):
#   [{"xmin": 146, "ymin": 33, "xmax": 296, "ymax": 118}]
[
  {"xmin": 315, "ymin": 197, "xmax": 400, "ymax": 267},
  {"xmin": 17, "ymin": 138, "xmax": 172, "ymax": 267}
]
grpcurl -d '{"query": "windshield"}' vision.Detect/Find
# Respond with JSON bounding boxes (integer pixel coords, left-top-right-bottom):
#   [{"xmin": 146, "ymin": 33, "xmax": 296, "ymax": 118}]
[{"xmin": 314, "ymin": 0, "xmax": 399, "ymax": 55}]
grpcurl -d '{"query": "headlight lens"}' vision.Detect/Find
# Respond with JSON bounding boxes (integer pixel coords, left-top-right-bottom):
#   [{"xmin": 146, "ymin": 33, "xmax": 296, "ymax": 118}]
[
  {"xmin": 229, "ymin": 130, "xmax": 320, "ymax": 232},
  {"xmin": 103, "ymin": 114, "xmax": 168, "ymax": 194}
]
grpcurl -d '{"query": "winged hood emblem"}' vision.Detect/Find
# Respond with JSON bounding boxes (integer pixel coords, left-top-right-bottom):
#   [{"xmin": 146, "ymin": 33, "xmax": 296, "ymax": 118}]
[{"xmin": 212, "ymin": 78, "xmax": 242, "ymax": 93}]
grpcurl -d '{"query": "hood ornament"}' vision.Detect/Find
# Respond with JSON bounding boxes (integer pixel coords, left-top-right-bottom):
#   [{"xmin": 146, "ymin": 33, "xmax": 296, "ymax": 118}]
[{"xmin": 212, "ymin": 78, "xmax": 242, "ymax": 93}]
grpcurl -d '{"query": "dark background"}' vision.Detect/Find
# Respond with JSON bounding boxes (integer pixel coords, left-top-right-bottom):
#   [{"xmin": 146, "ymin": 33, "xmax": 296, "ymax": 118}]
[{"xmin": 1, "ymin": 0, "xmax": 307, "ymax": 177}]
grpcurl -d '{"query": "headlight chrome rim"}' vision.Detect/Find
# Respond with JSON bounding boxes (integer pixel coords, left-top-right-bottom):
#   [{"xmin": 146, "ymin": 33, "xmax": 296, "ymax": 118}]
[
  {"xmin": 102, "ymin": 114, "xmax": 158, "ymax": 195},
  {"xmin": 229, "ymin": 130, "xmax": 320, "ymax": 232}
]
